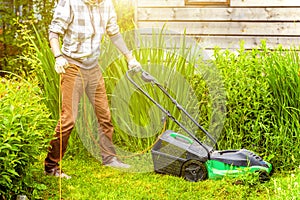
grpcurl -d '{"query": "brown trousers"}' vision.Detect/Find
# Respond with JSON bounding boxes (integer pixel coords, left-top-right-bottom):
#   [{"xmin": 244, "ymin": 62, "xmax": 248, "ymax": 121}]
[{"xmin": 44, "ymin": 64, "xmax": 116, "ymax": 171}]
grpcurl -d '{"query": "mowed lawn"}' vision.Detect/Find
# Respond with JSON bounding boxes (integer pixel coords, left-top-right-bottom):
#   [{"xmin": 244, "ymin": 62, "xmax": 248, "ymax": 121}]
[{"xmin": 37, "ymin": 152, "xmax": 300, "ymax": 200}]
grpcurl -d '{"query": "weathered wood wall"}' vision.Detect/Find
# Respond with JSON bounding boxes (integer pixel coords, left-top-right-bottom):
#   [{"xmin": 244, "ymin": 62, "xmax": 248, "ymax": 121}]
[{"xmin": 135, "ymin": 0, "xmax": 300, "ymax": 54}]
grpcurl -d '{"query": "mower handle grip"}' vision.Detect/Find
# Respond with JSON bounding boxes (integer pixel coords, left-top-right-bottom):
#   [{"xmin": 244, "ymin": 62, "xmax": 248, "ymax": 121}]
[{"xmin": 127, "ymin": 68, "xmax": 157, "ymax": 83}]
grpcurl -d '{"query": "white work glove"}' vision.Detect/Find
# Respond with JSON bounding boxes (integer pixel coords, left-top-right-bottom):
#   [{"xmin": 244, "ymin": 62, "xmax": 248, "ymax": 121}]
[
  {"xmin": 54, "ymin": 56, "xmax": 69, "ymax": 74},
  {"xmin": 127, "ymin": 57, "xmax": 142, "ymax": 72}
]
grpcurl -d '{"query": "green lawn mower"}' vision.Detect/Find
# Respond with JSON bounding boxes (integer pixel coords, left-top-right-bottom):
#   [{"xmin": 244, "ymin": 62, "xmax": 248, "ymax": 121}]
[{"xmin": 126, "ymin": 69, "xmax": 272, "ymax": 182}]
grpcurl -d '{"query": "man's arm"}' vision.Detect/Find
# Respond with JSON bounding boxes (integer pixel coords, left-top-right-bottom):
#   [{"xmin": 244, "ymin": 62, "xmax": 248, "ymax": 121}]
[
  {"xmin": 105, "ymin": 1, "xmax": 141, "ymax": 70},
  {"xmin": 49, "ymin": 32, "xmax": 62, "ymax": 58},
  {"xmin": 110, "ymin": 33, "xmax": 131, "ymax": 58},
  {"xmin": 49, "ymin": 32, "xmax": 69, "ymax": 74},
  {"xmin": 110, "ymin": 33, "xmax": 141, "ymax": 70}
]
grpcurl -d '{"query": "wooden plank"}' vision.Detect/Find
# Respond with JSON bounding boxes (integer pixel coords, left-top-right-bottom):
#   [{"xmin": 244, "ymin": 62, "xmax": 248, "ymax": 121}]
[
  {"xmin": 187, "ymin": 0, "xmax": 227, "ymax": 2},
  {"xmin": 138, "ymin": 34, "xmax": 300, "ymax": 49},
  {"xmin": 137, "ymin": 7, "xmax": 300, "ymax": 21},
  {"xmin": 137, "ymin": 0, "xmax": 300, "ymax": 7},
  {"xmin": 197, "ymin": 36, "xmax": 300, "ymax": 49},
  {"xmin": 137, "ymin": 21, "xmax": 300, "ymax": 36},
  {"xmin": 231, "ymin": 0, "xmax": 300, "ymax": 7},
  {"xmin": 137, "ymin": 0, "xmax": 184, "ymax": 7},
  {"xmin": 185, "ymin": 0, "xmax": 228, "ymax": 5}
]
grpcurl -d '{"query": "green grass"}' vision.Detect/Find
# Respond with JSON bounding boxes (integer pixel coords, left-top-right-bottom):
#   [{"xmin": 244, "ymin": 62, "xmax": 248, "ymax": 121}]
[{"xmin": 36, "ymin": 151, "xmax": 299, "ymax": 200}]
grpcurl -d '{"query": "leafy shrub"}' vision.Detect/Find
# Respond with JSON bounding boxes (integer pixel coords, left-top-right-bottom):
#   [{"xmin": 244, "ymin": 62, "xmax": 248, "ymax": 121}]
[
  {"xmin": 0, "ymin": 76, "xmax": 54, "ymax": 199},
  {"xmin": 213, "ymin": 42, "xmax": 300, "ymax": 171},
  {"xmin": 214, "ymin": 43, "xmax": 274, "ymax": 149}
]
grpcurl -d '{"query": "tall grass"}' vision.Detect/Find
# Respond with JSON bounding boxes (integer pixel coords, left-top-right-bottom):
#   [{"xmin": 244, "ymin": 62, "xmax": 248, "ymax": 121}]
[
  {"xmin": 29, "ymin": 26, "xmax": 60, "ymax": 120},
  {"xmin": 214, "ymin": 41, "xmax": 300, "ymax": 171},
  {"xmin": 261, "ymin": 42, "xmax": 300, "ymax": 170}
]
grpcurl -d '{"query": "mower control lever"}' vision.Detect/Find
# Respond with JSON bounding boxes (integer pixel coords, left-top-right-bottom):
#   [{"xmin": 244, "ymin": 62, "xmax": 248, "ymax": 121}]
[{"xmin": 141, "ymin": 71, "xmax": 156, "ymax": 83}]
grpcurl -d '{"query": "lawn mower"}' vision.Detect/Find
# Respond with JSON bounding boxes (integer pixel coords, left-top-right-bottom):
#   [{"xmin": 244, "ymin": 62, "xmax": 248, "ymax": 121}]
[{"xmin": 126, "ymin": 68, "xmax": 272, "ymax": 182}]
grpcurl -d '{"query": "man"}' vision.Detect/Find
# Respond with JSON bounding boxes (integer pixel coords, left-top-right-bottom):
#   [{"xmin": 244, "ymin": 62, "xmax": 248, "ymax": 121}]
[{"xmin": 44, "ymin": 0, "xmax": 141, "ymax": 179}]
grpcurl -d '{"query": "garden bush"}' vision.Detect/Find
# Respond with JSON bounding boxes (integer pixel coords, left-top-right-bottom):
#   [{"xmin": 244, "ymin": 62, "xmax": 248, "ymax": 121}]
[
  {"xmin": 213, "ymin": 43, "xmax": 274, "ymax": 150},
  {"xmin": 213, "ymin": 42, "xmax": 300, "ymax": 171},
  {"xmin": 0, "ymin": 75, "xmax": 54, "ymax": 199}
]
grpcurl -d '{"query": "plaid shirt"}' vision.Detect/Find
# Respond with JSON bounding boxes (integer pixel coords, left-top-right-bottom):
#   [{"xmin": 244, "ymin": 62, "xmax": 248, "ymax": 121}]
[{"xmin": 49, "ymin": 0, "xmax": 119, "ymax": 67}]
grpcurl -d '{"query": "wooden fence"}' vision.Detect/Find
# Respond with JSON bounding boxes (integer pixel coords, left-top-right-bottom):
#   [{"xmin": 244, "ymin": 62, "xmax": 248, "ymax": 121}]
[{"xmin": 135, "ymin": 0, "xmax": 300, "ymax": 54}]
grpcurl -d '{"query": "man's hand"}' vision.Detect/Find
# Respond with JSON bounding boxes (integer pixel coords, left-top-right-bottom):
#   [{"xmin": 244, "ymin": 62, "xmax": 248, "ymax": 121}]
[
  {"xmin": 127, "ymin": 57, "xmax": 142, "ymax": 72},
  {"xmin": 55, "ymin": 56, "xmax": 69, "ymax": 74}
]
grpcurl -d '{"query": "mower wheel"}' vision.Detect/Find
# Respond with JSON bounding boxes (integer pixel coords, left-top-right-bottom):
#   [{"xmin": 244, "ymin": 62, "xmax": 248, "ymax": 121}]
[
  {"xmin": 181, "ymin": 160, "xmax": 207, "ymax": 182},
  {"xmin": 258, "ymin": 170, "xmax": 271, "ymax": 182}
]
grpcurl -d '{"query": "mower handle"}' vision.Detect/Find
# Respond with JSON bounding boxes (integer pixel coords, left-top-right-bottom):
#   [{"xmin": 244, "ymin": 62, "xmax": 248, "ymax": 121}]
[
  {"xmin": 127, "ymin": 68, "xmax": 157, "ymax": 83},
  {"xmin": 126, "ymin": 68, "xmax": 218, "ymax": 157}
]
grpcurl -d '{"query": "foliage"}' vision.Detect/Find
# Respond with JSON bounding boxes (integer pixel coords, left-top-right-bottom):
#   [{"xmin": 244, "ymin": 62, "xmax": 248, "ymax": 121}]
[
  {"xmin": 261, "ymin": 43, "xmax": 300, "ymax": 171},
  {"xmin": 213, "ymin": 41, "xmax": 300, "ymax": 171},
  {"xmin": 29, "ymin": 26, "xmax": 60, "ymax": 120},
  {"xmin": 13, "ymin": 0, "xmax": 299, "ymax": 174},
  {"xmin": 0, "ymin": 75, "xmax": 54, "ymax": 199},
  {"xmin": 214, "ymin": 43, "xmax": 274, "ymax": 150},
  {"xmin": 112, "ymin": 0, "xmax": 135, "ymax": 32},
  {"xmin": 0, "ymin": 0, "xmax": 55, "ymax": 75}
]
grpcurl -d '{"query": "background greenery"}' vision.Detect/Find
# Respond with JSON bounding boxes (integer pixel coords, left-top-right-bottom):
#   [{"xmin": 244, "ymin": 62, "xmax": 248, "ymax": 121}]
[
  {"xmin": 0, "ymin": 0, "xmax": 299, "ymax": 199},
  {"xmin": 214, "ymin": 42, "xmax": 300, "ymax": 171},
  {"xmin": 0, "ymin": 75, "xmax": 54, "ymax": 199}
]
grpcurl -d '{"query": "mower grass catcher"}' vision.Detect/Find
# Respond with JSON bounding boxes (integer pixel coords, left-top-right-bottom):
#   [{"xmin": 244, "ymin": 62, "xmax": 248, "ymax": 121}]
[{"xmin": 126, "ymin": 69, "xmax": 272, "ymax": 182}]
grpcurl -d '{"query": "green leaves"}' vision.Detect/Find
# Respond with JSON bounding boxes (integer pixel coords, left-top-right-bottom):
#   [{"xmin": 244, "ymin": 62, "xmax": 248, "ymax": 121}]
[
  {"xmin": 0, "ymin": 76, "xmax": 54, "ymax": 199},
  {"xmin": 213, "ymin": 42, "xmax": 300, "ymax": 171}
]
